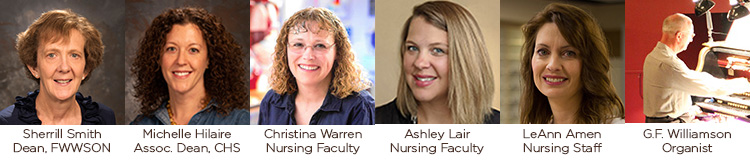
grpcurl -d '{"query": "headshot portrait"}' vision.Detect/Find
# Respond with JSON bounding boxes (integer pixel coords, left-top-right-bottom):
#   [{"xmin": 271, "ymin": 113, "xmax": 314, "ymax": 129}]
[
  {"xmin": 126, "ymin": 0, "xmax": 250, "ymax": 125},
  {"xmin": 0, "ymin": 1, "xmax": 124, "ymax": 125},
  {"xmin": 516, "ymin": 3, "xmax": 624, "ymax": 124},
  {"xmin": 375, "ymin": 0, "xmax": 501, "ymax": 124},
  {"xmin": 257, "ymin": 5, "xmax": 374, "ymax": 125}
]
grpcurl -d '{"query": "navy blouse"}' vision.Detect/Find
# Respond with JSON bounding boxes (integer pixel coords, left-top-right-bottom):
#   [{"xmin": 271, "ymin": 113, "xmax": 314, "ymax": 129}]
[
  {"xmin": 258, "ymin": 89, "xmax": 374, "ymax": 125},
  {"xmin": 0, "ymin": 90, "xmax": 116, "ymax": 125},
  {"xmin": 130, "ymin": 100, "xmax": 250, "ymax": 125}
]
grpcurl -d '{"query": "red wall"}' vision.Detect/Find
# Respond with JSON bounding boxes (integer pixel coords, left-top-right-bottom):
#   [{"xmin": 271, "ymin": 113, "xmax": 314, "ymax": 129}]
[{"xmin": 625, "ymin": 0, "xmax": 732, "ymax": 123}]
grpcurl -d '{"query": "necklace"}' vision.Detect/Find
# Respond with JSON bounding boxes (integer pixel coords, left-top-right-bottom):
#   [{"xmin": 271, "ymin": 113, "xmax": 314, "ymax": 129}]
[{"xmin": 167, "ymin": 100, "xmax": 210, "ymax": 125}]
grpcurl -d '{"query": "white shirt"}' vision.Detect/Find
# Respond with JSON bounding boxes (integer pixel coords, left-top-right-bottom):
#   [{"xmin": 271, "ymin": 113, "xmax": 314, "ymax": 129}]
[{"xmin": 643, "ymin": 42, "xmax": 750, "ymax": 118}]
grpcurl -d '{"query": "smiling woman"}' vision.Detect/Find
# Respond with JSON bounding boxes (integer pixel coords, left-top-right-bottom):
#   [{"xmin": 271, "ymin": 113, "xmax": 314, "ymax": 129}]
[
  {"xmin": 376, "ymin": 1, "xmax": 498, "ymax": 124},
  {"xmin": 0, "ymin": 9, "xmax": 114, "ymax": 125},
  {"xmin": 520, "ymin": 3, "xmax": 624, "ymax": 124},
  {"xmin": 258, "ymin": 7, "xmax": 374, "ymax": 125},
  {"xmin": 130, "ymin": 7, "xmax": 249, "ymax": 125}
]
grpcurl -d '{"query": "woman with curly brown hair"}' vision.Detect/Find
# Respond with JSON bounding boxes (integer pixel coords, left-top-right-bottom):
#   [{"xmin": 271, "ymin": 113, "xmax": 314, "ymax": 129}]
[
  {"xmin": 1, "ymin": 9, "xmax": 115, "ymax": 125},
  {"xmin": 520, "ymin": 3, "xmax": 624, "ymax": 124},
  {"xmin": 258, "ymin": 7, "xmax": 374, "ymax": 125},
  {"xmin": 130, "ymin": 7, "xmax": 249, "ymax": 125}
]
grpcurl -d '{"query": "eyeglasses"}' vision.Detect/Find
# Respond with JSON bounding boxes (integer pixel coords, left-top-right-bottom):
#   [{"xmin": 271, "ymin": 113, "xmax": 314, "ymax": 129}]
[{"xmin": 287, "ymin": 42, "xmax": 335, "ymax": 54}]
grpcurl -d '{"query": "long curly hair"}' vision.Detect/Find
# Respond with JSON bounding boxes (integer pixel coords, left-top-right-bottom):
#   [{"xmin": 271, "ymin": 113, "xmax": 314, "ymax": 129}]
[
  {"xmin": 16, "ymin": 9, "xmax": 103, "ymax": 84},
  {"xmin": 270, "ymin": 7, "xmax": 369, "ymax": 98},
  {"xmin": 520, "ymin": 3, "xmax": 624, "ymax": 124},
  {"xmin": 132, "ymin": 7, "xmax": 248, "ymax": 116}
]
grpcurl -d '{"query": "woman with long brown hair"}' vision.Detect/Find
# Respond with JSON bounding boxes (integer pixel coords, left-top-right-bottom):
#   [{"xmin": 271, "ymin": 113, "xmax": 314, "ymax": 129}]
[{"xmin": 520, "ymin": 3, "xmax": 624, "ymax": 124}]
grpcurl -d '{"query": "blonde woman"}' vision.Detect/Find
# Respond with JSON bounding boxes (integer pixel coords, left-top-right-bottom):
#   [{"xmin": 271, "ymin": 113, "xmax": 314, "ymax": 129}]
[
  {"xmin": 376, "ymin": 1, "xmax": 498, "ymax": 124},
  {"xmin": 258, "ymin": 7, "xmax": 373, "ymax": 125}
]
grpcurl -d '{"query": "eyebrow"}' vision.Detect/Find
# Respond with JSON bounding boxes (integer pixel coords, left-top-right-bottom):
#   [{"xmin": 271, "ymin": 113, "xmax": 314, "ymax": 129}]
[
  {"xmin": 289, "ymin": 37, "xmax": 332, "ymax": 44},
  {"xmin": 404, "ymin": 40, "xmax": 448, "ymax": 47},
  {"xmin": 535, "ymin": 43, "xmax": 577, "ymax": 50},
  {"xmin": 165, "ymin": 41, "xmax": 203, "ymax": 48}
]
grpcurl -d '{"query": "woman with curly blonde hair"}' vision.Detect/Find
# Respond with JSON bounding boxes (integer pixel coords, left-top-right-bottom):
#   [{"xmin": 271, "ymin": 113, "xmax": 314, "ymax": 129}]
[
  {"xmin": 258, "ymin": 7, "xmax": 373, "ymax": 125},
  {"xmin": 376, "ymin": 1, "xmax": 499, "ymax": 124},
  {"xmin": 130, "ymin": 7, "xmax": 249, "ymax": 125}
]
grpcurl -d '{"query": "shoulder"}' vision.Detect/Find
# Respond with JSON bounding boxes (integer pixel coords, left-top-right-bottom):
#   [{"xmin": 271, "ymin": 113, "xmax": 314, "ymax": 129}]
[
  {"xmin": 0, "ymin": 105, "xmax": 14, "ymax": 125},
  {"xmin": 260, "ymin": 89, "xmax": 284, "ymax": 105},
  {"xmin": 77, "ymin": 93, "xmax": 116, "ymax": 125},
  {"xmin": 484, "ymin": 108, "xmax": 501, "ymax": 124},
  {"xmin": 606, "ymin": 117, "xmax": 625, "ymax": 124},
  {"xmin": 223, "ymin": 108, "xmax": 251, "ymax": 125},
  {"xmin": 3, "ymin": 92, "xmax": 41, "ymax": 125},
  {"xmin": 130, "ymin": 114, "xmax": 162, "ymax": 125},
  {"xmin": 375, "ymin": 99, "xmax": 410, "ymax": 124},
  {"xmin": 341, "ymin": 90, "xmax": 374, "ymax": 107},
  {"xmin": 0, "ymin": 105, "xmax": 14, "ymax": 119}
]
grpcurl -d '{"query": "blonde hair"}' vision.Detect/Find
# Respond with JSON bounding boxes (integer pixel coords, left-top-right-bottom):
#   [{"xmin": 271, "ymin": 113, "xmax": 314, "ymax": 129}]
[
  {"xmin": 396, "ymin": 1, "xmax": 495, "ymax": 124},
  {"xmin": 270, "ymin": 7, "xmax": 369, "ymax": 98}
]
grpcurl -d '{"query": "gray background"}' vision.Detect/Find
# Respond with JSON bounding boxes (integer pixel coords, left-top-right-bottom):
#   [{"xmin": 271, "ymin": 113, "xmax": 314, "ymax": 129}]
[
  {"xmin": 0, "ymin": 0, "xmax": 249, "ymax": 125},
  {"xmin": 124, "ymin": 0, "xmax": 250, "ymax": 124},
  {"xmin": 0, "ymin": 0, "xmax": 127, "ymax": 124}
]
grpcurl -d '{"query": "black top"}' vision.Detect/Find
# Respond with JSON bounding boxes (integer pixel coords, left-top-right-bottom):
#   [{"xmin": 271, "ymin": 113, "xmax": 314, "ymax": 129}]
[
  {"xmin": 376, "ymin": 99, "xmax": 500, "ymax": 124},
  {"xmin": 0, "ymin": 90, "xmax": 116, "ymax": 125}
]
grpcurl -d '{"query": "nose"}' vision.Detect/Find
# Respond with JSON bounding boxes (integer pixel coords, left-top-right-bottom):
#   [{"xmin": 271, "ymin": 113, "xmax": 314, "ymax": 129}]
[
  {"xmin": 301, "ymin": 46, "xmax": 315, "ymax": 60},
  {"xmin": 176, "ymin": 49, "xmax": 187, "ymax": 65},
  {"xmin": 413, "ymin": 51, "xmax": 431, "ymax": 69},
  {"xmin": 58, "ymin": 54, "xmax": 72, "ymax": 73},
  {"xmin": 546, "ymin": 53, "xmax": 561, "ymax": 72}
]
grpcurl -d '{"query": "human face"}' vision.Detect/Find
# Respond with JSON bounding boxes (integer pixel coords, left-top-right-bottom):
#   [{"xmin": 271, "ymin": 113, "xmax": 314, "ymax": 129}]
[
  {"xmin": 27, "ymin": 29, "xmax": 87, "ymax": 102},
  {"xmin": 677, "ymin": 22, "xmax": 695, "ymax": 52},
  {"xmin": 403, "ymin": 16, "xmax": 450, "ymax": 103},
  {"xmin": 160, "ymin": 23, "xmax": 208, "ymax": 95},
  {"xmin": 531, "ymin": 23, "xmax": 582, "ymax": 100},
  {"xmin": 286, "ymin": 21, "xmax": 336, "ymax": 88}
]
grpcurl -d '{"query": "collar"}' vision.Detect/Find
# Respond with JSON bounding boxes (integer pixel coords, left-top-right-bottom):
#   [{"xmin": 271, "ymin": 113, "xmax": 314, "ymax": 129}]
[
  {"xmin": 657, "ymin": 42, "xmax": 677, "ymax": 57},
  {"xmin": 275, "ymin": 89, "xmax": 344, "ymax": 114},
  {"xmin": 14, "ymin": 90, "xmax": 102, "ymax": 125},
  {"xmin": 155, "ymin": 99, "xmax": 217, "ymax": 125}
]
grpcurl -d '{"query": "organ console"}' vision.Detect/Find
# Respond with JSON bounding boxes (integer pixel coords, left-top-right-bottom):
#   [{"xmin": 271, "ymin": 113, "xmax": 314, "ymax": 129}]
[{"xmin": 694, "ymin": 18, "xmax": 750, "ymax": 122}]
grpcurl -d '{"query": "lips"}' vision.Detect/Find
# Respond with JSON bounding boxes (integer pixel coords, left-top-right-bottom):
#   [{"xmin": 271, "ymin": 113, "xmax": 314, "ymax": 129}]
[
  {"xmin": 413, "ymin": 74, "xmax": 437, "ymax": 87},
  {"xmin": 54, "ymin": 79, "xmax": 72, "ymax": 85},
  {"xmin": 298, "ymin": 64, "xmax": 320, "ymax": 71},
  {"xmin": 172, "ymin": 71, "xmax": 192, "ymax": 78},
  {"xmin": 543, "ymin": 75, "xmax": 567, "ymax": 85}
]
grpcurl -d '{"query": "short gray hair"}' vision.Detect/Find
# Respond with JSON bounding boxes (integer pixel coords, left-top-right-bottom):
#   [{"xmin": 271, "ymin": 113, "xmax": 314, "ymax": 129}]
[{"xmin": 662, "ymin": 13, "xmax": 691, "ymax": 34}]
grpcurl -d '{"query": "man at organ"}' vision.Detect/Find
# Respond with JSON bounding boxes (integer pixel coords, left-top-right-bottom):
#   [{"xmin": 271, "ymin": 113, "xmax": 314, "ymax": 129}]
[{"xmin": 643, "ymin": 13, "xmax": 750, "ymax": 123}]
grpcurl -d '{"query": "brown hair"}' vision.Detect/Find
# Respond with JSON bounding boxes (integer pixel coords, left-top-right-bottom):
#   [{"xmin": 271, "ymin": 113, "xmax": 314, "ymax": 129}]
[
  {"xmin": 16, "ymin": 9, "xmax": 103, "ymax": 84},
  {"xmin": 132, "ymin": 7, "xmax": 248, "ymax": 116},
  {"xmin": 396, "ymin": 1, "xmax": 495, "ymax": 124},
  {"xmin": 270, "ymin": 7, "xmax": 369, "ymax": 98},
  {"xmin": 520, "ymin": 3, "xmax": 624, "ymax": 124}
]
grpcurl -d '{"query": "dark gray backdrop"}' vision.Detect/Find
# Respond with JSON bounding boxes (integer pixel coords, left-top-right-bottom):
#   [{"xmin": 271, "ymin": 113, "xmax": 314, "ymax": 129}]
[
  {"xmin": 0, "ymin": 0, "xmax": 249, "ymax": 125},
  {"xmin": 0, "ymin": 0, "xmax": 127, "ymax": 124}
]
